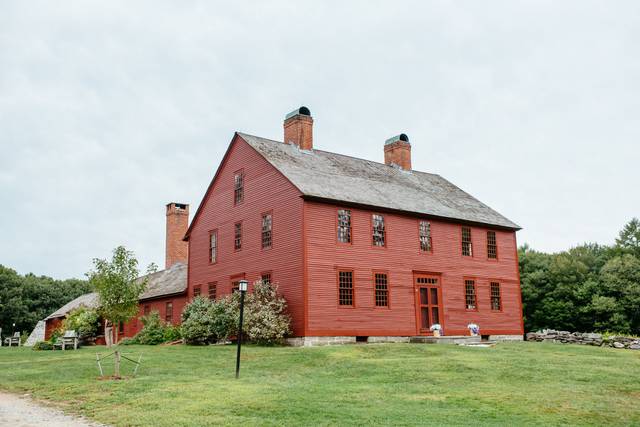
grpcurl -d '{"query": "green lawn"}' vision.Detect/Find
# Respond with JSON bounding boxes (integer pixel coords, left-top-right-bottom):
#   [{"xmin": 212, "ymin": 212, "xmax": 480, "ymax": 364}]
[{"xmin": 0, "ymin": 342, "xmax": 639, "ymax": 426}]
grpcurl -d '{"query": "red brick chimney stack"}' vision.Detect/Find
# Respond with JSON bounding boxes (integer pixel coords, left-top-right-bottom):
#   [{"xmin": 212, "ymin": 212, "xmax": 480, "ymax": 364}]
[
  {"xmin": 384, "ymin": 134, "xmax": 412, "ymax": 170},
  {"xmin": 284, "ymin": 106, "xmax": 313, "ymax": 150},
  {"xmin": 165, "ymin": 202, "xmax": 189, "ymax": 269}
]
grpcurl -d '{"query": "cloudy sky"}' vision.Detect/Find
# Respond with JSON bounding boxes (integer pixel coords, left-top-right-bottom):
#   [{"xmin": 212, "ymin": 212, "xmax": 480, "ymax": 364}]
[{"xmin": 1, "ymin": 1, "xmax": 638, "ymax": 279}]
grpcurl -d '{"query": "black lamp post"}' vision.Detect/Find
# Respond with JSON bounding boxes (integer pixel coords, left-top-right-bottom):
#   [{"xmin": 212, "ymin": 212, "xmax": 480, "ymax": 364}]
[{"xmin": 235, "ymin": 279, "xmax": 248, "ymax": 379}]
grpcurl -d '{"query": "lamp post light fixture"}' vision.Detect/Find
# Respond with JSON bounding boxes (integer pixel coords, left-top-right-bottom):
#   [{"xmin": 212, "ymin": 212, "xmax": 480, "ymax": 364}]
[{"xmin": 235, "ymin": 279, "xmax": 249, "ymax": 379}]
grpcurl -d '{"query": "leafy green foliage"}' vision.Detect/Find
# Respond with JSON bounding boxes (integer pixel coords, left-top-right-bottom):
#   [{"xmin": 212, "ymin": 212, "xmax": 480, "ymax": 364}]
[
  {"xmin": 0, "ymin": 265, "xmax": 91, "ymax": 336},
  {"xmin": 521, "ymin": 219, "xmax": 640, "ymax": 334},
  {"xmin": 244, "ymin": 281, "xmax": 291, "ymax": 345},
  {"xmin": 181, "ymin": 296, "xmax": 236, "ymax": 345},
  {"xmin": 87, "ymin": 246, "xmax": 155, "ymax": 340},
  {"xmin": 64, "ymin": 307, "xmax": 100, "ymax": 340},
  {"xmin": 32, "ymin": 341, "xmax": 53, "ymax": 351},
  {"xmin": 132, "ymin": 311, "xmax": 178, "ymax": 345},
  {"xmin": 181, "ymin": 282, "xmax": 291, "ymax": 345}
]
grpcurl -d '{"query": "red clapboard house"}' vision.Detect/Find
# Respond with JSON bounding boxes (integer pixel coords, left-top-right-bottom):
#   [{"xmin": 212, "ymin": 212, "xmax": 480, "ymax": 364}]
[{"xmin": 185, "ymin": 106, "xmax": 524, "ymax": 345}]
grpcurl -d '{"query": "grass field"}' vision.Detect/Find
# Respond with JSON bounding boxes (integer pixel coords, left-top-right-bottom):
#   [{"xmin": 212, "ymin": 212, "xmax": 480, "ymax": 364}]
[{"xmin": 0, "ymin": 342, "xmax": 639, "ymax": 426}]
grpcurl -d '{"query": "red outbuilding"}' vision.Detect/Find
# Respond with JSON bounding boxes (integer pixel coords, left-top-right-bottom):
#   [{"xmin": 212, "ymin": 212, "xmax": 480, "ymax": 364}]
[{"xmin": 185, "ymin": 106, "xmax": 524, "ymax": 345}]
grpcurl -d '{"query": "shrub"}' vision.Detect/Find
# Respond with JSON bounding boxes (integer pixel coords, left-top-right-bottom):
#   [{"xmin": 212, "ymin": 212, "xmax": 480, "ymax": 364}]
[
  {"xmin": 33, "ymin": 341, "xmax": 53, "ymax": 351},
  {"xmin": 163, "ymin": 324, "xmax": 182, "ymax": 342},
  {"xmin": 181, "ymin": 296, "xmax": 217, "ymax": 345},
  {"xmin": 118, "ymin": 337, "xmax": 137, "ymax": 345},
  {"xmin": 133, "ymin": 311, "xmax": 168, "ymax": 345},
  {"xmin": 65, "ymin": 307, "xmax": 100, "ymax": 340},
  {"xmin": 244, "ymin": 281, "xmax": 291, "ymax": 345},
  {"xmin": 181, "ymin": 296, "xmax": 237, "ymax": 345}
]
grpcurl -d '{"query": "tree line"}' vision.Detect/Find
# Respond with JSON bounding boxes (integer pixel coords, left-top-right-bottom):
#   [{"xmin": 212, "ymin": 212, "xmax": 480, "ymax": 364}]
[
  {"xmin": 520, "ymin": 218, "xmax": 640, "ymax": 335},
  {"xmin": 0, "ymin": 265, "xmax": 91, "ymax": 335}
]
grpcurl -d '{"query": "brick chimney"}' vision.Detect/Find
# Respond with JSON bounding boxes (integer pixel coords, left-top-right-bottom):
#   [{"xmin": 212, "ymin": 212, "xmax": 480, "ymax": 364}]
[
  {"xmin": 165, "ymin": 202, "xmax": 189, "ymax": 269},
  {"xmin": 284, "ymin": 106, "xmax": 313, "ymax": 150},
  {"xmin": 384, "ymin": 134, "xmax": 412, "ymax": 170}
]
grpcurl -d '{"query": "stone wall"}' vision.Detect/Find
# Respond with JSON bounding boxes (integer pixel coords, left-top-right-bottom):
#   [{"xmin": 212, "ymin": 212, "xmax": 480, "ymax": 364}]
[{"xmin": 526, "ymin": 330, "xmax": 640, "ymax": 350}]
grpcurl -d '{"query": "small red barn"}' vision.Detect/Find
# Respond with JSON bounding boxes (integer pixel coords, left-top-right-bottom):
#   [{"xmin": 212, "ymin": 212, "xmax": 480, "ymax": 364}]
[{"xmin": 185, "ymin": 107, "xmax": 524, "ymax": 345}]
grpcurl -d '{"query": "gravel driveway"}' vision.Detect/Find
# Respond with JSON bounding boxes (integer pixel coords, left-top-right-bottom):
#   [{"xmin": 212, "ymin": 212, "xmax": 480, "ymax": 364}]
[{"xmin": 0, "ymin": 392, "xmax": 105, "ymax": 426}]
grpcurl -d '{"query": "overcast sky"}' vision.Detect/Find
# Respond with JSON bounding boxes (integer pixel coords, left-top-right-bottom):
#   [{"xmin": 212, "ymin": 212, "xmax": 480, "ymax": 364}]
[{"xmin": 1, "ymin": 1, "xmax": 638, "ymax": 279}]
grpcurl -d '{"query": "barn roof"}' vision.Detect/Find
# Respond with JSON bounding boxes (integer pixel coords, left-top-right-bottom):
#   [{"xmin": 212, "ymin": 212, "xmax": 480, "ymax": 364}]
[
  {"xmin": 238, "ymin": 132, "xmax": 520, "ymax": 230},
  {"xmin": 45, "ymin": 263, "xmax": 187, "ymax": 320},
  {"xmin": 137, "ymin": 262, "xmax": 187, "ymax": 301}
]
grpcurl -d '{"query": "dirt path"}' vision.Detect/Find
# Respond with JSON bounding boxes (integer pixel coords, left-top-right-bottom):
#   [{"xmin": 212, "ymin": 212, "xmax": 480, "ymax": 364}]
[{"xmin": 0, "ymin": 391, "xmax": 105, "ymax": 426}]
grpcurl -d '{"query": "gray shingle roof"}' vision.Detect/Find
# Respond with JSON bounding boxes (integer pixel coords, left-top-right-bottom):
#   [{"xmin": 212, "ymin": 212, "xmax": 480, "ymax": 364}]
[
  {"xmin": 46, "ymin": 292, "xmax": 99, "ymax": 320},
  {"xmin": 238, "ymin": 133, "xmax": 520, "ymax": 230},
  {"xmin": 137, "ymin": 262, "xmax": 187, "ymax": 300}
]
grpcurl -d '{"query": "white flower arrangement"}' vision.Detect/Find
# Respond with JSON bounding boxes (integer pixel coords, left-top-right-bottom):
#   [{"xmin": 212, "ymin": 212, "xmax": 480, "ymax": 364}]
[
  {"xmin": 467, "ymin": 323, "xmax": 480, "ymax": 336},
  {"xmin": 429, "ymin": 324, "xmax": 442, "ymax": 331}
]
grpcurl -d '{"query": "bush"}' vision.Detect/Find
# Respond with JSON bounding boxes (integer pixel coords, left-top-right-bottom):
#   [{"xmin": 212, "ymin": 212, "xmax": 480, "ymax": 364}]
[
  {"xmin": 65, "ymin": 307, "xmax": 100, "ymax": 340},
  {"xmin": 244, "ymin": 281, "xmax": 291, "ymax": 345},
  {"xmin": 118, "ymin": 337, "xmax": 137, "ymax": 345},
  {"xmin": 163, "ymin": 324, "xmax": 182, "ymax": 342},
  {"xmin": 33, "ymin": 341, "xmax": 53, "ymax": 351},
  {"xmin": 181, "ymin": 282, "xmax": 291, "ymax": 346},
  {"xmin": 133, "ymin": 311, "xmax": 169, "ymax": 345}
]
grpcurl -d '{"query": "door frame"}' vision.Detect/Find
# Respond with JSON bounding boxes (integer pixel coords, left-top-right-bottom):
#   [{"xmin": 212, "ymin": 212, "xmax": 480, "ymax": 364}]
[{"xmin": 413, "ymin": 271, "xmax": 444, "ymax": 335}]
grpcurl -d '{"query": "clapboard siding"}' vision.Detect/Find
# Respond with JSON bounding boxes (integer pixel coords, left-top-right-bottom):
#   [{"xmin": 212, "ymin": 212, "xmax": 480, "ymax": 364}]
[
  {"xmin": 304, "ymin": 200, "xmax": 523, "ymax": 336},
  {"xmin": 187, "ymin": 135, "xmax": 305, "ymax": 335}
]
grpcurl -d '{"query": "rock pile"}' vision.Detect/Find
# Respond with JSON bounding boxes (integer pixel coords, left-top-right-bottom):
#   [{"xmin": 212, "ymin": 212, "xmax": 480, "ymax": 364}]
[{"xmin": 526, "ymin": 329, "xmax": 640, "ymax": 350}]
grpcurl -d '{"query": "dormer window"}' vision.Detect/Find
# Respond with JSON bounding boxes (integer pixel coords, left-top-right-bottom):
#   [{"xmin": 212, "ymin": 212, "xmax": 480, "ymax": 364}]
[{"xmin": 234, "ymin": 170, "xmax": 244, "ymax": 205}]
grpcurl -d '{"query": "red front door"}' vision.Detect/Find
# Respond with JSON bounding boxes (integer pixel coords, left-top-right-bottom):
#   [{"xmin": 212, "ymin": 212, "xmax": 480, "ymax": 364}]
[{"xmin": 415, "ymin": 275, "xmax": 443, "ymax": 334}]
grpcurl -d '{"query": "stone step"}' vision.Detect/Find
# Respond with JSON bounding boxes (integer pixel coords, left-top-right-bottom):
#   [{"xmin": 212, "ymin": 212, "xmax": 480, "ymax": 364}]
[{"xmin": 409, "ymin": 335, "xmax": 481, "ymax": 345}]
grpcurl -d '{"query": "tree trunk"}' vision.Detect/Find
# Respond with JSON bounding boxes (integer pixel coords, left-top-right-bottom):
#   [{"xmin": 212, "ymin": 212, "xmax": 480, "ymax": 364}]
[{"xmin": 104, "ymin": 322, "xmax": 113, "ymax": 348}]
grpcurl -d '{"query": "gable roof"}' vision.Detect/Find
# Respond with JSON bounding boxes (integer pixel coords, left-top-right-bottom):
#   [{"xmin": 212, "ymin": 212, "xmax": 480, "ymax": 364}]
[
  {"xmin": 45, "ymin": 263, "xmax": 188, "ymax": 320},
  {"xmin": 237, "ymin": 132, "xmax": 520, "ymax": 230}
]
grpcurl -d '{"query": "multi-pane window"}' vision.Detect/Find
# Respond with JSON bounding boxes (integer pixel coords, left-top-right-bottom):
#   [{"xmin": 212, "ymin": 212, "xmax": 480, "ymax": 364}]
[
  {"xmin": 194, "ymin": 285, "xmax": 201, "ymax": 297},
  {"xmin": 464, "ymin": 280, "xmax": 477, "ymax": 310},
  {"xmin": 374, "ymin": 273, "xmax": 389, "ymax": 307},
  {"xmin": 487, "ymin": 231, "xmax": 497, "ymax": 259},
  {"xmin": 372, "ymin": 214, "xmax": 385, "ymax": 247},
  {"xmin": 165, "ymin": 302, "xmax": 173, "ymax": 323},
  {"xmin": 209, "ymin": 230, "xmax": 217, "ymax": 263},
  {"xmin": 208, "ymin": 282, "xmax": 217, "ymax": 300},
  {"xmin": 143, "ymin": 305, "xmax": 150, "ymax": 316},
  {"xmin": 337, "ymin": 209, "xmax": 352, "ymax": 243},
  {"xmin": 262, "ymin": 213, "xmax": 272, "ymax": 249},
  {"xmin": 232, "ymin": 280, "xmax": 240, "ymax": 293},
  {"xmin": 234, "ymin": 171, "xmax": 244, "ymax": 205},
  {"xmin": 234, "ymin": 222, "xmax": 242, "ymax": 250},
  {"xmin": 490, "ymin": 282, "xmax": 502, "ymax": 311},
  {"xmin": 338, "ymin": 270, "xmax": 354, "ymax": 306},
  {"xmin": 261, "ymin": 272, "xmax": 271, "ymax": 285},
  {"xmin": 419, "ymin": 220, "xmax": 432, "ymax": 252},
  {"xmin": 462, "ymin": 227, "xmax": 473, "ymax": 256}
]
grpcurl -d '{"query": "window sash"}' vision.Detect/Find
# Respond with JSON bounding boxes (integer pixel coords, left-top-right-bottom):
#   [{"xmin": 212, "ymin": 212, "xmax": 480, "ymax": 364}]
[
  {"xmin": 209, "ymin": 231, "xmax": 217, "ymax": 263},
  {"xmin": 165, "ymin": 302, "xmax": 173, "ymax": 322},
  {"xmin": 262, "ymin": 214, "xmax": 272, "ymax": 249},
  {"xmin": 234, "ymin": 172, "xmax": 244, "ymax": 204},
  {"xmin": 261, "ymin": 273, "xmax": 271, "ymax": 285},
  {"xmin": 208, "ymin": 283, "xmax": 217, "ymax": 300},
  {"xmin": 487, "ymin": 231, "xmax": 497, "ymax": 259},
  {"xmin": 194, "ymin": 286, "xmax": 201, "ymax": 297},
  {"xmin": 419, "ymin": 221, "xmax": 432, "ymax": 252},
  {"xmin": 337, "ymin": 209, "xmax": 351, "ymax": 243},
  {"xmin": 372, "ymin": 214, "xmax": 385, "ymax": 246},
  {"xmin": 234, "ymin": 222, "xmax": 242, "ymax": 250},
  {"xmin": 462, "ymin": 227, "xmax": 472, "ymax": 256},
  {"xmin": 464, "ymin": 280, "xmax": 477, "ymax": 310},
  {"xmin": 374, "ymin": 273, "xmax": 389, "ymax": 307},
  {"xmin": 490, "ymin": 282, "xmax": 501, "ymax": 310},
  {"xmin": 338, "ymin": 271, "xmax": 353, "ymax": 306}
]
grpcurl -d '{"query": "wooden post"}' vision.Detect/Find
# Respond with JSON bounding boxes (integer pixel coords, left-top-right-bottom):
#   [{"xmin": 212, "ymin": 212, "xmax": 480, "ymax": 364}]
[{"xmin": 114, "ymin": 351, "xmax": 121, "ymax": 378}]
